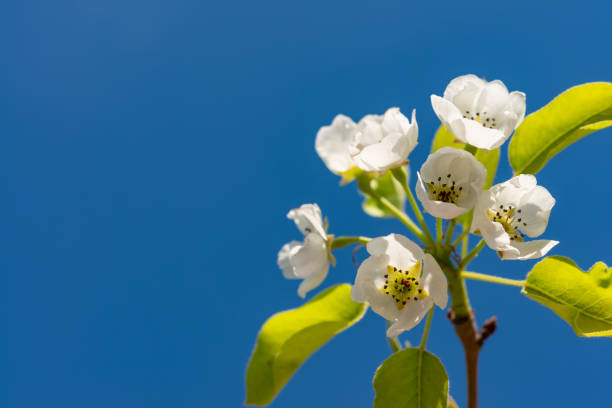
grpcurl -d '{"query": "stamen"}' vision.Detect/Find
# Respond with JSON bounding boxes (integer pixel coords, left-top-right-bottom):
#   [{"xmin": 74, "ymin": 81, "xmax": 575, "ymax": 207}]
[
  {"xmin": 487, "ymin": 206, "xmax": 527, "ymax": 242},
  {"xmin": 380, "ymin": 263, "xmax": 429, "ymax": 310}
]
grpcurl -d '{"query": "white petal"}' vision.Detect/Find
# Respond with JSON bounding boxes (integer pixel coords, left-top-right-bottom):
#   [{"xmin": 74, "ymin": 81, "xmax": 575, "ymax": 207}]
[
  {"xmin": 416, "ymin": 148, "xmax": 485, "ymax": 219},
  {"xmin": 502, "ymin": 240, "xmax": 559, "ymax": 260},
  {"xmin": 351, "ymin": 109, "xmax": 417, "ymax": 172},
  {"xmin": 419, "ymin": 196, "xmax": 468, "ymax": 219},
  {"xmin": 352, "ymin": 115, "xmax": 384, "ymax": 151},
  {"xmin": 443, "ymin": 74, "xmax": 486, "ymax": 104},
  {"xmin": 422, "ymin": 253, "xmax": 448, "ymax": 308},
  {"xmin": 461, "ymin": 120, "xmax": 508, "ymax": 150},
  {"xmin": 492, "ymin": 174, "xmax": 536, "ymax": 208},
  {"xmin": 287, "ymin": 203, "xmax": 327, "ymax": 239},
  {"xmin": 381, "ymin": 107, "xmax": 410, "ymax": 134},
  {"xmin": 352, "ymin": 254, "xmax": 400, "ymax": 320},
  {"xmin": 297, "ymin": 263, "xmax": 329, "ymax": 298},
  {"xmin": 290, "ymin": 234, "xmax": 328, "ymax": 277},
  {"xmin": 367, "ymin": 234, "xmax": 423, "ymax": 269},
  {"xmin": 431, "ymin": 95, "xmax": 468, "ymax": 143},
  {"xmin": 278, "ymin": 241, "xmax": 302, "ymax": 279},
  {"xmin": 386, "ymin": 297, "xmax": 433, "ymax": 337},
  {"xmin": 470, "ymin": 190, "xmax": 514, "ymax": 252},
  {"xmin": 352, "ymin": 132, "xmax": 405, "ymax": 172},
  {"xmin": 504, "ymin": 91, "xmax": 527, "ymax": 130},
  {"xmin": 278, "ymin": 234, "xmax": 330, "ymax": 298},
  {"xmin": 416, "ymin": 171, "xmax": 467, "ymax": 219},
  {"xmin": 473, "ymin": 80, "xmax": 510, "ymax": 120},
  {"xmin": 315, "ymin": 114, "xmax": 357, "ymax": 174},
  {"xmin": 517, "ymin": 185, "xmax": 555, "ymax": 238}
]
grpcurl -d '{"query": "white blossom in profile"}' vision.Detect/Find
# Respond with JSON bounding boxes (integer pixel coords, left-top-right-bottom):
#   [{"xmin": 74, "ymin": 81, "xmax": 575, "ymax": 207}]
[
  {"xmin": 349, "ymin": 108, "xmax": 419, "ymax": 173},
  {"xmin": 431, "ymin": 75, "xmax": 526, "ymax": 150},
  {"xmin": 351, "ymin": 234, "xmax": 447, "ymax": 337},
  {"xmin": 278, "ymin": 204, "xmax": 331, "ymax": 297},
  {"xmin": 471, "ymin": 175, "xmax": 558, "ymax": 260},
  {"xmin": 415, "ymin": 147, "xmax": 487, "ymax": 219},
  {"xmin": 315, "ymin": 115, "xmax": 358, "ymax": 178}
]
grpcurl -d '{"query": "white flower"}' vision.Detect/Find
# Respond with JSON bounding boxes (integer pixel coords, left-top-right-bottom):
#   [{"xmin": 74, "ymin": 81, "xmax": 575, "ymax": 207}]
[
  {"xmin": 470, "ymin": 175, "xmax": 558, "ymax": 260},
  {"xmin": 349, "ymin": 108, "xmax": 418, "ymax": 173},
  {"xmin": 415, "ymin": 147, "xmax": 487, "ymax": 219},
  {"xmin": 278, "ymin": 204, "xmax": 331, "ymax": 298},
  {"xmin": 315, "ymin": 115, "xmax": 358, "ymax": 176},
  {"xmin": 431, "ymin": 75, "xmax": 526, "ymax": 150},
  {"xmin": 351, "ymin": 234, "xmax": 448, "ymax": 337}
]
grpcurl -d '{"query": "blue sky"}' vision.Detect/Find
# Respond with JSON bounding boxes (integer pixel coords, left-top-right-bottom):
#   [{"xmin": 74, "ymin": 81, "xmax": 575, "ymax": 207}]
[{"xmin": 1, "ymin": 0, "xmax": 611, "ymax": 407}]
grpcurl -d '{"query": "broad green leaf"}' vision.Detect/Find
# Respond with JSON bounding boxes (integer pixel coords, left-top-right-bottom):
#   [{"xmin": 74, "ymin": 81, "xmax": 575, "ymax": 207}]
[
  {"xmin": 373, "ymin": 347, "xmax": 449, "ymax": 408},
  {"xmin": 360, "ymin": 169, "xmax": 407, "ymax": 218},
  {"xmin": 245, "ymin": 284, "xmax": 367, "ymax": 406},
  {"xmin": 509, "ymin": 82, "xmax": 612, "ymax": 175},
  {"xmin": 432, "ymin": 125, "xmax": 499, "ymax": 189},
  {"xmin": 523, "ymin": 256, "xmax": 612, "ymax": 337}
]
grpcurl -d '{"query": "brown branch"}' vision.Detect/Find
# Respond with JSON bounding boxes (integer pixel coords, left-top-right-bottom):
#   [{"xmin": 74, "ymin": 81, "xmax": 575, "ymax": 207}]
[{"xmin": 447, "ymin": 310, "xmax": 497, "ymax": 408}]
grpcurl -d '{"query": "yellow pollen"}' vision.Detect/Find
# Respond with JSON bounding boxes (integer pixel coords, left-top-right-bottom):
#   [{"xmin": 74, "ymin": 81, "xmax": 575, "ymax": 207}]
[
  {"xmin": 380, "ymin": 262, "xmax": 429, "ymax": 310},
  {"xmin": 487, "ymin": 205, "xmax": 524, "ymax": 241}
]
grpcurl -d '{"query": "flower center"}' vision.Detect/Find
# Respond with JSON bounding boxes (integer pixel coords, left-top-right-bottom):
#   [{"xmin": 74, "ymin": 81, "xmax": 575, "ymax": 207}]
[
  {"xmin": 426, "ymin": 174, "xmax": 463, "ymax": 204},
  {"xmin": 381, "ymin": 263, "xmax": 429, "ymax": 310},
  {"xmin": 462, "ymin": 110, "xmax": 498, "ymax": 129},
  {"xmin": 487, "ymin": 204, "xmax": 527, "ymax": 241}
]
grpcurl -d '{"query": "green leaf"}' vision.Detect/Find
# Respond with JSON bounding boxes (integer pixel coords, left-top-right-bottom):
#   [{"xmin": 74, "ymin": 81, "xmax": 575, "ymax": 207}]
[
  {"xmin": 361, "ymin": 169, "xmax": 407, "ymax": 218},
  {"xmin": 523, "ymin": 255, "xmax": 612, "ymax": 337},
  {"xmin": 373, "ymin": 347, "xmax": 449, "ymax": 408},
  {"xmin": 245, "ymin": 284, "xmax": 367, "ymax": 406},
  {"xmin": 432, "ymin": 125, "xmax": 500, "ymax": 189},
  {"xmin": 509, "ymin": 82, "xmax": 612, "ymax": 175}
]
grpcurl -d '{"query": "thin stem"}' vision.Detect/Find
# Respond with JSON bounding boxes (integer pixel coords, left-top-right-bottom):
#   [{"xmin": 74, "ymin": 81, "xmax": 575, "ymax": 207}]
[
  {"xmin": 419, "ymin": 307, "xmax": 435, "ymax": 350},
  {"xmin": 386, "ymin": 321, "xmax": 402, "ymax": 353},
  {"xmin": 436, "ymin": 218, "xmax": 443, "ymax": 244},
  {"xmin": 459, "ymin": 239, "xmax": 485, "ymax": 270},
  {"xmin": 330, "ymin": 236, "xmax": 371, "ymax": 250},
  {"xmin": 444, "ymin": 220, "xmax": 456, "ymax": 246},
  {"xmin": 391, "ymin": 168, "xmax": 435, "ymax": 246},
  {"xmin": 369, "ymin": 191, "xmax": 425, "ymax": 242},
  {"xmin": 462, "ymin": 234, "xmax": 469, "ymax": 258},
  {"xmin": 461, "ymin": 271, "xmax": 525, "ymax": 288},
  {"xmin": 452, "ymin": 226, "xmax": 470, "ymax": 248},
  {"xmin": 464, "ymin": 144, "xmax": 478, "ymax": 155}
]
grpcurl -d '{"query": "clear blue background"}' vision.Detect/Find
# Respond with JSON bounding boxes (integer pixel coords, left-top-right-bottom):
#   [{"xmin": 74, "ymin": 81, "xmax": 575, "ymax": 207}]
[{"xmin": 1, "ymin": 0, "xmax": 611, "ymax": 407}]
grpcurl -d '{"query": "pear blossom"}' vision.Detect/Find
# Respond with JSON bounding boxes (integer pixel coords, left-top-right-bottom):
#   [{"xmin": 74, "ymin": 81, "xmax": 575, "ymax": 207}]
[
  {"xmin": 415, "ymin": 147, "xmax": 486, "ymax": 219},
  {"xmin": 470, "ymin": 175, "xmax": 558, "ymax": 260},
  {"xmin": 351, "ymin": 234, "xmax": 448, "ymax": 337},
  {"xmin": 431, "ymin": 75, "xmax": 526, "ymax": 150},
  {"xmin": 349, "ymin": 108, "xmax": 419, "ymax": 173},
  {"xmin": 278, "ymin": 204, "xmax": 331, "ymax": 298},
  {"xmin": 315, "ymin": 115, "xmax": 358, "ymax": 177}
]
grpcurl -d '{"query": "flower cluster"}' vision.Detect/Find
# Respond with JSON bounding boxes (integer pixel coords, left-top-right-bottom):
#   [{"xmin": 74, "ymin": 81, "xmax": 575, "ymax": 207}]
[{"xmin": 277, "ymin": 74, "xmax": 557, "ymax": 337}]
